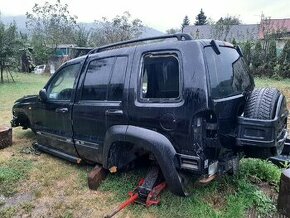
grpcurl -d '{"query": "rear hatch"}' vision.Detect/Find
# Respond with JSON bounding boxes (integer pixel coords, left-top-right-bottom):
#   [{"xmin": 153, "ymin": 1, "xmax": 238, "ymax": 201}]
[{"xmin": 204, "ymin": 43, "xmax": 254, "ymax": 148}]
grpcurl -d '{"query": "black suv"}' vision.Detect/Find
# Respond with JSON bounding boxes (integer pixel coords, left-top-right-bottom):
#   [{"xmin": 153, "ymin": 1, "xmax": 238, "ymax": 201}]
[{"xmin": 11, "ymin": 34, "xmax": 288, "ymax": 196}]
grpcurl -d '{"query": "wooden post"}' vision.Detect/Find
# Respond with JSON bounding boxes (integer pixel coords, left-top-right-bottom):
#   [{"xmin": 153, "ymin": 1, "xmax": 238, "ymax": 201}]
[
  {"xmin": 0, "ymin": 126, "xmax": 12, "ymax": 149},
  {"xmin": 88, "ymin": 165, "xmax": 108, "ymax": 190},
  {"xmin": 277, "ymin": 168, "xmax": 290, "ymax": 216}
]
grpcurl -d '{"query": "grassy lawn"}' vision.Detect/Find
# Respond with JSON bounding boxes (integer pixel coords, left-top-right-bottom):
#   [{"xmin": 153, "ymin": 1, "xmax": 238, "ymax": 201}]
[{"xmin": 0, "ymin": 72, "xmax": 289, "ymax": 217}]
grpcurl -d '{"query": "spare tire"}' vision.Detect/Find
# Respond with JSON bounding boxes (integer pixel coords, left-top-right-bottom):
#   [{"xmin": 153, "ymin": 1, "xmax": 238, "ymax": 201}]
[
  {"xmin": 243, "ymin": 88, "xmax": 281, "ymax": 159},
  {"xmin": 244, "ymin": 88, "xmax": 280, "ymax": 120}
]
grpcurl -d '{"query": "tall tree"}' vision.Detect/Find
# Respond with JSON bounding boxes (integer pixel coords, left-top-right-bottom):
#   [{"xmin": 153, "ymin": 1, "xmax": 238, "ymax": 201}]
[
  {"xmin": 216, "ymin": 16, "xmax": 241, "ymax": 25},
  {"xmin": 26, "ymin": 0, "xmax": 78, "ymax": 63},
  {"xmin": 73, "ymin": 25, "xmax": 91, "ymax": 47},
  {"xmin": 252, "ymin": 41, "xmax": 263, "ymax": 69},
  {"xmin": 279, "ymin": 40, "xmax": 290, "ymax": 64},
  {"xmin": 267, "ymin": 40, "xmax": 277, "ymax": 63},
  {"xmin": 0, "ymin": 21, "xmax": 20, "ymax": 83},
  {"xmin": 166, "ymin": 28, "xmax": 180, "ymax": 34},
  {"xmin": 181, "ymin": 15, "xmax": 190, "ymax": 32},
  {"xmin": 213, "ymin": 16, "xmax": 241, "ymax": 41},
  {"xmin": 195, "ymin": 9, "xmax": 207, "ymax": 26},
  {"xmin": 91, "ymin": 11, "xmax": 143, "ymax": 46},
  {"xmin": 243, "ymin": 41, "xmax": 253, "ymax": 66}
]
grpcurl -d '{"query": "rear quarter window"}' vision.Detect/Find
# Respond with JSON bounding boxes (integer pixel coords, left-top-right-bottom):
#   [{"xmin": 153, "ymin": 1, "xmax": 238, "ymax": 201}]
[{"xmin": 204, "ymin": 46, "xmax": 254, "ymax": 99}]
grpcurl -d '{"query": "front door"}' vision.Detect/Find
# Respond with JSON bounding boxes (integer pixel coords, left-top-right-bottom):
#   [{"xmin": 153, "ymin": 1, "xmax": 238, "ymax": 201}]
[
  {"xmin": 33, "ymin": 63, "xmax": 81, "ymax": 156},
  {"xmin": 73, "ymin": 55, "xmax": 129, "ymax": 163}
]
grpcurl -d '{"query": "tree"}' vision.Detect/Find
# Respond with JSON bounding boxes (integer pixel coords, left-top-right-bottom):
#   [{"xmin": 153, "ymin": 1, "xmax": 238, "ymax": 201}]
[
  {"xmin": 243, "ymin": 41, "xmax": 253, "ymax": 66},
  {"xmin": 267, "ymin": 40, "xmax": 277, "ymax": 63},
  {"xmin": 252, "ymin": 41, "xmax": 263, "ymax": 69},
  {"xmin": 26, "ymin": 0, "xmax": 78, "ymax": 63},
  {"xmin": 231, "ymin": 38, "xmax": 237, "ymax": 46},
  {"xmin": 195, "ymin": 9, "xmax": 207, "ymax": 26},
  {"xmin": 0, "ymin": 21, "xmax": 20, "ymax": 83},
  {"xmin": 216, "ymin": 16, "xmax": 241, "ymax": 26},
  {"xmin": 73, "ymin": 25, "xmax": 91, "ymax": 47},
  {"xmin": 166, "ymin": 28, "xmax": 180, "ymax": 34},
  {"xmin": 91, "ymin": 11, "xmax": 143, "ymax": 46},
  {"xmin": 280, "ymin": 40, "xmax": 290, "ymax": 64},
  {"xmin": 213, "ymin": 16, "xmax": 241, "ymax": 41},
  {"xmin": 181, "ymin": 15, "xmax": 190, "ymax": 32}
]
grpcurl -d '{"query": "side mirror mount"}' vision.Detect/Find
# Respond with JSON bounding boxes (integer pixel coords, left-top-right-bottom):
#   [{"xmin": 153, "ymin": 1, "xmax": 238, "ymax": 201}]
[{"xmin": 39, "ymin": 89, "xmax": 47, "ymax": 102}]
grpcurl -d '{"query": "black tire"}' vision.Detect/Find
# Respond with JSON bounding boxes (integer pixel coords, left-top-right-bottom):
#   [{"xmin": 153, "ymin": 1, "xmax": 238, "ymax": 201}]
[
  {"xmin": 243, "ymin": 88, "xmax": 281, "ymax": 159},
  {"xmin": 244, "ymin": 88, "xmax": 280, "ymax": 120}
]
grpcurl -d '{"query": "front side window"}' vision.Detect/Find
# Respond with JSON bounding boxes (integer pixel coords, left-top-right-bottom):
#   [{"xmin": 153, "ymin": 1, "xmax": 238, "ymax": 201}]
[
  {"xmin": 47, "ymin": 63, "xmax": 80, "ymax": 101},
  {"xmin": 140, "ymin": 53, "xmax": 180, "ymax": 101}
]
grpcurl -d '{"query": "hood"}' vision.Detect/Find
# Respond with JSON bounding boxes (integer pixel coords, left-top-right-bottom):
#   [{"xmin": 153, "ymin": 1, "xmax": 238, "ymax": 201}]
[{"xmin": 14, "ymin": 95, "xmax": 38, "ymax": 104}]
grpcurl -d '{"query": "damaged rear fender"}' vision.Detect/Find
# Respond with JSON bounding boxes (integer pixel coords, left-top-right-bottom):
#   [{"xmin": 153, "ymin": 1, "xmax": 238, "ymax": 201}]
[{"xmin": 102, "ymin": 125, "xmax": 187, "ymax": 196}]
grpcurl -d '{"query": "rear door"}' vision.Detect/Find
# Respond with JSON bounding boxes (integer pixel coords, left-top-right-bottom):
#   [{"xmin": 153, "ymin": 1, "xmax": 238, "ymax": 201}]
[
  {"xmin": 128, "ymin": 48, "xmax": 190, "ymax": 153},
  {"xmin": 73, "ymin": 55, "xmax": 129, "ymax": 163}
]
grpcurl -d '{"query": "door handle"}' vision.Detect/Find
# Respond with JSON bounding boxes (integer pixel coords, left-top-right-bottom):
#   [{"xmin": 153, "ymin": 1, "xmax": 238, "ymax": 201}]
[
  {"xmin": 55, "ymin": 107, "xmax": 69, "ymax": 113},
  {"xmin": 105, "ymin": 109, "xmax": 123, "ymax": 116}
]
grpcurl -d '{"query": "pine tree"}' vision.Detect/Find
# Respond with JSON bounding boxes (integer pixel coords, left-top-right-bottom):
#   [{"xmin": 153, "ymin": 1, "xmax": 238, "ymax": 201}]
[
  {"xmin": 268, "ymin": 40, "xmax": 277, "ymax": 63},
  {"xmin": 231, "ymin": 38, "xmax": 237, "ymax": 46},
  {"xmin": 181, "ymin": 16, "xmax": 190, "ymax": 32},
  {"xmin": 195, "ymin": 9, "xmax": 207, "ymax": 26},
  {"xmin": 252, "ymin": 41, "xmax": 263, "ymax": 69},
  {"xmin": 280, "ymin": 40, "xmax": 290, "ymax": 64},
  {"xmin": 243, "ymin": 41, "xmax": 252, "ymax": 66}
]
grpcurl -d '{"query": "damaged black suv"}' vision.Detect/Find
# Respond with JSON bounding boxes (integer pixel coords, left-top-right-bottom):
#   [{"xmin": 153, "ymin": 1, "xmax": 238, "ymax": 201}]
[{"xmin": 11, "ymin": 34, "xmax": 288, "ymax": 196}]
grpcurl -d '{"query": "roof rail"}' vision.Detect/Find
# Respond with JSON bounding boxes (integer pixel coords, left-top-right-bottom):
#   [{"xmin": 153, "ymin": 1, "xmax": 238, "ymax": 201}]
[{"xmin": 89, "ymin": 33, "xmax": 193, "ymax": 54}]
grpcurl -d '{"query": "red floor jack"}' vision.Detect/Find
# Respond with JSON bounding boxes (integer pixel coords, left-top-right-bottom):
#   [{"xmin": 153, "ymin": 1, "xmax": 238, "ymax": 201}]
[{"xmin": 104, "ymin": 167, "xmax": 166, "ymax": 218}]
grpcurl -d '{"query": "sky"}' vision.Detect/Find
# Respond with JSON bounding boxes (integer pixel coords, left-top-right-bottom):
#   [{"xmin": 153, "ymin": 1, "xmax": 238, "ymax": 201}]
[{"xmin": 1, "ymin": 0, "xmax": 290, "ymax": 31}]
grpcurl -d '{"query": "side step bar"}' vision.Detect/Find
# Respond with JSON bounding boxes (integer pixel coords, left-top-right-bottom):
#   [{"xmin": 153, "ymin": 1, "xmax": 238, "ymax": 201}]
[{"xmin": 34, "ymin": 143, "xmax": 82, "ymax": 164}]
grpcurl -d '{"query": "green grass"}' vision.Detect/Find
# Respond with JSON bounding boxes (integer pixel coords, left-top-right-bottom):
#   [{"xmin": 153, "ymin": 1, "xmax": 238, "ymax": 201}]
[
  {"xmin": 239, "ymin": 159, "xmax": 281, "ymax": 186},
  {"xmin": 0, "ymin": 73, "xmax": 289, "ymax": 217},
  {"xmin": 0, "ymin": 72, "xmax": 49, "ymax": 125},
  {"xmin": 0, "ymin": 158, "xmax": 33, "ymax": 196}
]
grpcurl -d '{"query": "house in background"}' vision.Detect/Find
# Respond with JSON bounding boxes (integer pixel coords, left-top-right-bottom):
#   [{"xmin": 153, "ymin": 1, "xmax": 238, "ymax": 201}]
[
  {"xmin": 259, "ymin": 18, "xmax": 290, "ymax": 53},
  {"xmin": 49, "ymin": 44, "xmax": 92, "ymax": 74},
  {"xmin": 183, "ymin": 24, "xmax": 259, "ymax": 42},
  {"xmin": 183, "ymin": 17, "xmax": 290, "ymax": 52}
]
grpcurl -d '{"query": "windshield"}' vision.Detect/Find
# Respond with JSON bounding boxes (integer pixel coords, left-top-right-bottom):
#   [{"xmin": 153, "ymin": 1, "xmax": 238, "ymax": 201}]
[{"xmin": 204, "ymin": 46, "xmax": 254, "ymax": 99}]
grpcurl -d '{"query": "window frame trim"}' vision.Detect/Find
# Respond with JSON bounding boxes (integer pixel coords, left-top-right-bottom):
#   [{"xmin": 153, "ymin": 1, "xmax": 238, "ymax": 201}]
[
  {"xmin": 137, "ymin": 51, "xmax": 183, "ymax": 104},
  {"xmin": 79, "ymin": 56, "xmax": 117, "ymax": 102},
  {"xmin": 46, "ymin": 62, "xmax": 81, "ymax": 103}
]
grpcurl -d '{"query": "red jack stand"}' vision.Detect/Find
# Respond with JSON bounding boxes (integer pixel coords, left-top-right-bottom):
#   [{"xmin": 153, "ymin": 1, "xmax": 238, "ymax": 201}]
[{"xmin": 104, "ymin": 167, "xmax": 166, "ymax": 218}]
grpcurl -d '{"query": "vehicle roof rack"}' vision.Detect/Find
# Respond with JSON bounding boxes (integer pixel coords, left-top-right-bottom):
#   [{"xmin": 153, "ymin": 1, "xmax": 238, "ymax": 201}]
[{"xmin": 89, "ymin": 33, "xmax": 193, "ymax": 54}]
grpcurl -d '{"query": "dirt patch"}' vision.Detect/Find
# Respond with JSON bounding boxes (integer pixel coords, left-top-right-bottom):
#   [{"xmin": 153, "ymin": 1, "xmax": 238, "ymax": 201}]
[
  {"xmin": 0, "ymin": 151, "xmax": 14, "ymax": 164},
  {"xmin": 257, "ymin": 182, "xmax": 278, "ymax": 201},
  {"xmin": 0, "ymin": 192, "xmax": 34, "ymax": 209}
]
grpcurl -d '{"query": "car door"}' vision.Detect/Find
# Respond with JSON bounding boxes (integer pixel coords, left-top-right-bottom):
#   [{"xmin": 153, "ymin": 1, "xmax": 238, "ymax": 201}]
[
  {"xmin": 33, "ymin": 62, "xmax": 81, "ymax": 156},
  {"xmin": 128, "ymin": 48, "xmax": 190, "ymax": 153},
  {"xmin": 73, "ymin": 55, "xmax": 129, "ymax": 163}
]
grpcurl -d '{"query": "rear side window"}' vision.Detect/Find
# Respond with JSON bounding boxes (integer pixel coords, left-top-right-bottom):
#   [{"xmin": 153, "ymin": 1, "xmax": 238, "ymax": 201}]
[
  {"xmin": 140, "ymin": 54, "xmax": 180, "ymax": 101},
  {"xmin": 81, "ymin": 56, "xmax": 127, "ymax": 101},
  {"xmin": 205, "ymin": 46, "xmax": 254, "ymax": 99}
]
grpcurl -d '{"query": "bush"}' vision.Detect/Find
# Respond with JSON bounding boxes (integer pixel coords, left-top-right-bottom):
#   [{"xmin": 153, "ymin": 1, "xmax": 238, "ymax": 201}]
[{"xmin": 239, "ymin": 158, "xmax": 281, "ymax": 186}]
